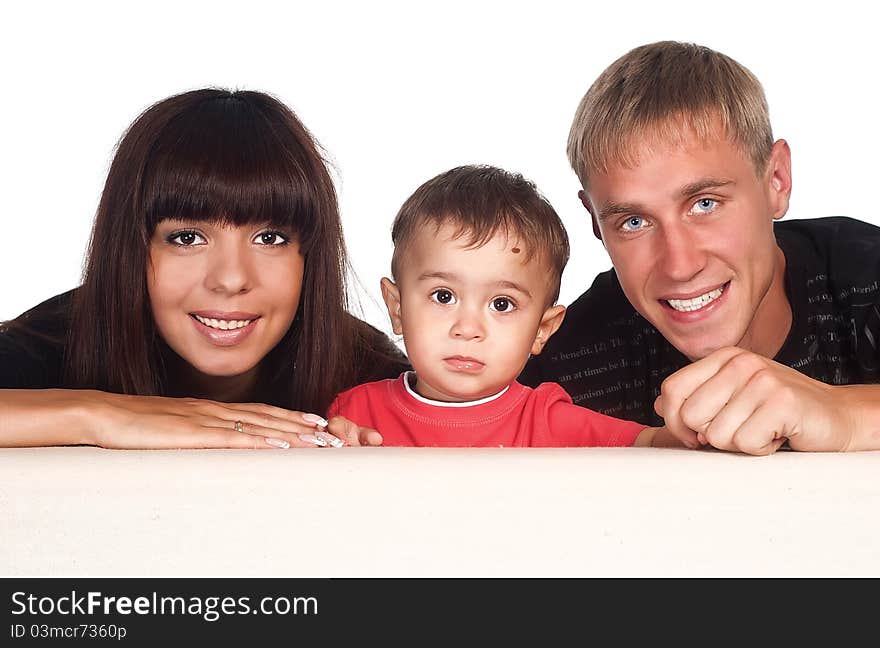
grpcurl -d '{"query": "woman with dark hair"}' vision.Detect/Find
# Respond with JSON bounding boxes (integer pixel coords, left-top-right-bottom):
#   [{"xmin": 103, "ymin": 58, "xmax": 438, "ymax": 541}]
[{"xmin": 0, "ymin": 88, "xmax": 407, "ymax": 448}]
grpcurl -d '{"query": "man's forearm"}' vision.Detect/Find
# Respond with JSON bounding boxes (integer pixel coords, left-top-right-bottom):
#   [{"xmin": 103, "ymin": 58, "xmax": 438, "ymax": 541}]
[{"xmin": 839, "ymin": 384, "xmax": 880, "ymax": 451}]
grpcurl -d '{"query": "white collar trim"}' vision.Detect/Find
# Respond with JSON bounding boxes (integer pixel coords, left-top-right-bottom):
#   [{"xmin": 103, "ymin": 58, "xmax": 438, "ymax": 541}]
[{"xmin": 403, "ymin": 371, "xmax": 509, "ymax": 408}]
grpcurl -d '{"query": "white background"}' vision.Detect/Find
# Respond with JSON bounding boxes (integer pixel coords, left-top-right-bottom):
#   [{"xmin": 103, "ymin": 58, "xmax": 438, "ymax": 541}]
[{"xmin": 2, "ymin": 0, "xmax": 878, "ymax": 344}]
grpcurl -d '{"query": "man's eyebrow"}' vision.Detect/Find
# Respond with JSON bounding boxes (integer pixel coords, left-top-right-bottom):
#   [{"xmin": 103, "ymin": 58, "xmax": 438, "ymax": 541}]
[
  {"xmin": 679, "ymin": 178, "xmax": 734, "ymax": 197},
  {"xmin": 596, "ymin": 178, "xmax": 735, "ymax": 221},
  {"xmin": 598, "ymin": 202, "xmax": 642, "ymax": 222}
]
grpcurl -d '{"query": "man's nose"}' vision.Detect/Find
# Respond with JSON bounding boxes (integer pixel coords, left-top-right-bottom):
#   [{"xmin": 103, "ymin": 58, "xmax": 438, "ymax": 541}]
[{"xmin": 657, "ymin": 223, "xmax": 708, "ymax": 283}]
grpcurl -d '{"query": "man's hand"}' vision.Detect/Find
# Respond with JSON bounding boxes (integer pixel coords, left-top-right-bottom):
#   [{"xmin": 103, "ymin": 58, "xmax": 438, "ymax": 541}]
[{"xmin": 654, "ymin": 347, "xmax": 870, "ymax": 454}]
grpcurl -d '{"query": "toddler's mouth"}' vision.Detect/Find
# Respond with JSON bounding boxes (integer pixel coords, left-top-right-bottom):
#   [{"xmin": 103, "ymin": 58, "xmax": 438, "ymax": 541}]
[{"xmin": 443, "ymin": 356, "xmax": 485, "ymax": 373}]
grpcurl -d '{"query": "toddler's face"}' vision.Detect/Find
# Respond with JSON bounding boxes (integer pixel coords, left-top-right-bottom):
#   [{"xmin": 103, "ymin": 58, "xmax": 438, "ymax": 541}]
[{"xmin": 383, "ymin": 222, "xmax": 564, "ymax": 402}]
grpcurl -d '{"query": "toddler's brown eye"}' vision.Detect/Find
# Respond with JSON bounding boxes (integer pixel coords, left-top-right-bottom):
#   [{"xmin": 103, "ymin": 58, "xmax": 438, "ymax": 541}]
[
  {"xmin": 491, "ymin": 297, "xmax": 515, "ymax": 312},
  {"xmin": 431, "ymin": 289, "xmax": 455, "ymax": 305}
]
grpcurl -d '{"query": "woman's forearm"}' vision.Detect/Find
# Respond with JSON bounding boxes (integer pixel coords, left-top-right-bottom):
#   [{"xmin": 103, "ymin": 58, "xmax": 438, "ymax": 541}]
[{"xmin": 0, "ymin": 389, "xmax": 99, "ymax": 447}]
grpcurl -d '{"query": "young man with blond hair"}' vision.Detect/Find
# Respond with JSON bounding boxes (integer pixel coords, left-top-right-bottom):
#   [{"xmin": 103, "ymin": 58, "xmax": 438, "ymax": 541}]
[{"xmin": 521, "ymin": 40, "xmax": 880, "ymax": 454}]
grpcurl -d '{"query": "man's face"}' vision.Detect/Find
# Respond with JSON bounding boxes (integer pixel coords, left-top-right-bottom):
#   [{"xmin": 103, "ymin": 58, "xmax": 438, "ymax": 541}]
[{"xmin": 584, "ymin": 128, "xmax": 792, "ymax": 360}]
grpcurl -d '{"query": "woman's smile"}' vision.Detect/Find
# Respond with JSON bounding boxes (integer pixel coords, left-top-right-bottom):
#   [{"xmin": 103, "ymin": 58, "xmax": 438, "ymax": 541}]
[{"xmin": 189, "ymin": 312, "xmax": 261, "ymax": 347}]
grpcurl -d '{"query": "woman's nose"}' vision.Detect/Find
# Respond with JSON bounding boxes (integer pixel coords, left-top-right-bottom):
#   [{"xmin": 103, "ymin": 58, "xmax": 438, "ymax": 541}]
[{"xmin": 203, "ymin": 240, "xmax": 253, "ymax": 295}]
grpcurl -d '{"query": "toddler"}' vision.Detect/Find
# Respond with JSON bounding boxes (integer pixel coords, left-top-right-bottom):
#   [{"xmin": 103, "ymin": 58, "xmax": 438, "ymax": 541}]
[{"xmin": 329, "ymin": 165, "xmax": 676, "ymax": 447}]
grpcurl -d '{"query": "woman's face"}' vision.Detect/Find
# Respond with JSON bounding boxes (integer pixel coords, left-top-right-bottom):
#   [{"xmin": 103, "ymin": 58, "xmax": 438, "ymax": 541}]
[{"xmin": 147, "ymin": 219, "xmax": 305, "ymax": 380}]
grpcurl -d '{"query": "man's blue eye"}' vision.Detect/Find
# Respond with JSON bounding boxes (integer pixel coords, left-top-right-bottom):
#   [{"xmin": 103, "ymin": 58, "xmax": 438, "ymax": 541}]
[
  {"xmin": 621, "ymin": 216, "xmax": 645, "ymax": 231},
  {"xmin": 695, "ymin": 198, "xmax": 717, "ymax": 212}
]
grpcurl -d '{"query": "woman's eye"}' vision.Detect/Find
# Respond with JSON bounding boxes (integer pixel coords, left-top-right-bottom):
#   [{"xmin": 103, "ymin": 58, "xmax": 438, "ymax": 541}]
[
  {"xmin": 430, "ymin": 289, "xmax": 456, "ymax": 305},
  {"xmin": 693, "ymin": 198, "xmax": 718, "ymax": 213},
  {"xmin": 167, "ymin": 230, "xmax": 206, "ymax": 246},
  {"xmin": 253, "ymin": 230, "xmax": 289, "ymax": 246},
  {"xmin": 620, "ymin": 216, "xmax": 646, "ymax": 231},
  {"xmin": 489, "ymin": 297, "xmax": 516, "ymax": 313}
]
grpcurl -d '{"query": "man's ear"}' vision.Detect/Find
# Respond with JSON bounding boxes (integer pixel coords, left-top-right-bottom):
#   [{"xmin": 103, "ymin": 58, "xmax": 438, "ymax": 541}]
[
  {"xmin": 380, "ymin": 277, "xmax": 404, "ymax": 335},
  {"xmin": 531, "ymin": 305, "xmax": 566, "ymax": 355},
  {"xmin": 765, "ymin": 139, "xmax": 792, "ymax": 221},
  {"xmin": 579, "ymin": 190, "xmax": 602, "ymax": 240}
]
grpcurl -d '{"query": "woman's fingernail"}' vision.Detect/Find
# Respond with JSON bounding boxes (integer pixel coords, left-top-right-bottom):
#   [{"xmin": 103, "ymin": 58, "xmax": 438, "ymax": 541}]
[
  {"xmin": 297, "ymin": 433, "xmax": 327, "ymax": 447},
  {"xmin": 265, "ymin": 437, "xmax": 290, "ymax": 449},
  {"xmin": 317, "ymin": 431, "xmax": 344, "ymax": 448},
  {"xmin": 302, "ymin": 413, "xmax": 329, "ymax": 428}
]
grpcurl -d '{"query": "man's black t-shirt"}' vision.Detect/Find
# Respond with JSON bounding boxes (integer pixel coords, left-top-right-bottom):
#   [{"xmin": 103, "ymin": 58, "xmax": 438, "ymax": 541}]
[{"xmin": 520, "ymin": 217, "xmax": 880, "ymax": 426}]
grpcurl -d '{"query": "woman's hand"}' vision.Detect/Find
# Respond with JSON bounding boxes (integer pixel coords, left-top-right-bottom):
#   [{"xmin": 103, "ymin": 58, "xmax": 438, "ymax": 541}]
[
  {"xmin": 89, "ymin": 391, "xmax": 354, "ymax": 449},
  {"xmin": 0, "ymin": 389, "xmax": 348, "ymax": 449}
]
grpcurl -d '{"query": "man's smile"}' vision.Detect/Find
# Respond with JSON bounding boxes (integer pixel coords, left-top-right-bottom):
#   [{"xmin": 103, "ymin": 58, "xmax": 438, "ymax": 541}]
[{"xmin": 661, "ymin": 281, "xmax": 730, "ymax": 313}]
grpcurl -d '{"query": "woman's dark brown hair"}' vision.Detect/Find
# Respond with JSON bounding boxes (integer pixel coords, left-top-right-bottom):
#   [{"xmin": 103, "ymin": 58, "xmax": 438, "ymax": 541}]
[{"xmin": 66, "ymin": 88, "xmax": 367, "ymax": 413}]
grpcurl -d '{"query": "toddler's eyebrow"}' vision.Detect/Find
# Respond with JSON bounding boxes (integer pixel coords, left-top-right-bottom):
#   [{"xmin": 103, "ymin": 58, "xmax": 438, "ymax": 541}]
[
  {"xmin": 417, "ymin": 271, "xmax": 532, "ymax": 298},
  {"xmin": 417, "ymin": 271, "xmax": 458, "ymax": 282},
  {"xmin": 493, "ymin": 280, "xmax": 532, "ymax": 298}
]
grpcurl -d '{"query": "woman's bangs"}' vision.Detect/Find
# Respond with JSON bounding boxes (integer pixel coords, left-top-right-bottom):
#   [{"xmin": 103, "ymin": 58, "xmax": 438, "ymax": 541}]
[{"xmin": 143, "ymin": 96, "xmax": 320, "ymax": 245}]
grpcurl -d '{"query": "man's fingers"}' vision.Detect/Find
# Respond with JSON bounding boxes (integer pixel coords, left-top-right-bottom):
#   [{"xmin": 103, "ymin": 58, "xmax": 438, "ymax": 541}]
[
  {"xmin": 677, "ymin": 351, "xmax": 771, "ymax": 434},
  {"xmin": 653, "ymin": 394, "xmax": 664, "ymax": 417},
  {"xmin": 698, "ymin": 383, "xmax": 790, "ymax": 455},
  {"xmin": 658, "ymin": 347, "xmax": 755, "ymax": 449},
  {"xmin": 727, "ymin": 402, "xmax": 789, "ymax": 456},
  {"xmin": 654, "ymin": 393, "xmax": 699, "ymax": 449}
]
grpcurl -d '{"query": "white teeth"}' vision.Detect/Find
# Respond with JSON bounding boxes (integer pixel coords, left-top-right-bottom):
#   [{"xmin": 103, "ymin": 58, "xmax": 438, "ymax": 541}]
[
  {"xmin": 193, "ymin": 315, "xmax": 253, "ymax": 330},
  {"xmin": 667, "ymin": 286, "xmax": 725, "ymax": 312}
]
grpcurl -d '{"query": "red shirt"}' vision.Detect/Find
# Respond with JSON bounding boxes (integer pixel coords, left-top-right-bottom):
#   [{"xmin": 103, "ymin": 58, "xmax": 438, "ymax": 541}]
[{"xmin": 328, "ymin": 373, "xmax": 645, "ymax": 447}]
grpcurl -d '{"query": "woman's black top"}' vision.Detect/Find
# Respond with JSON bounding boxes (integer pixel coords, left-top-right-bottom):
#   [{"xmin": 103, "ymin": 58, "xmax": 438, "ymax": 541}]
[{"xmin": 0, "ymin": 289, "xmax": 409, "ymax": 400}]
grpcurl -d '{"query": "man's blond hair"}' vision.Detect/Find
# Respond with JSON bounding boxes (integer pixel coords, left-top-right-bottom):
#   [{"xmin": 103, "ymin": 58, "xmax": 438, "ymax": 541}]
[{"xmin": 567, "ymin": 41, "xmax": 774, "ymax": 188}]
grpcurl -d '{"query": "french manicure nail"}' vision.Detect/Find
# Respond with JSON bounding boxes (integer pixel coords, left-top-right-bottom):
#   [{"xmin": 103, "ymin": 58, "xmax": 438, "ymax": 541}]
[
  {"xmin": 265, "ymin": 437, "xmax": 290, "ymax": 449},
  {"xmin": 317, "ymin": 431, "xmax": 345, "ymax": 448},
  {"xmin": 298, "ymin": 433, "xmax": 327, "ymax": 447},
  {"xmin": 302, "ymin": 413, "xmax": 329, "ymax": 428}
]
